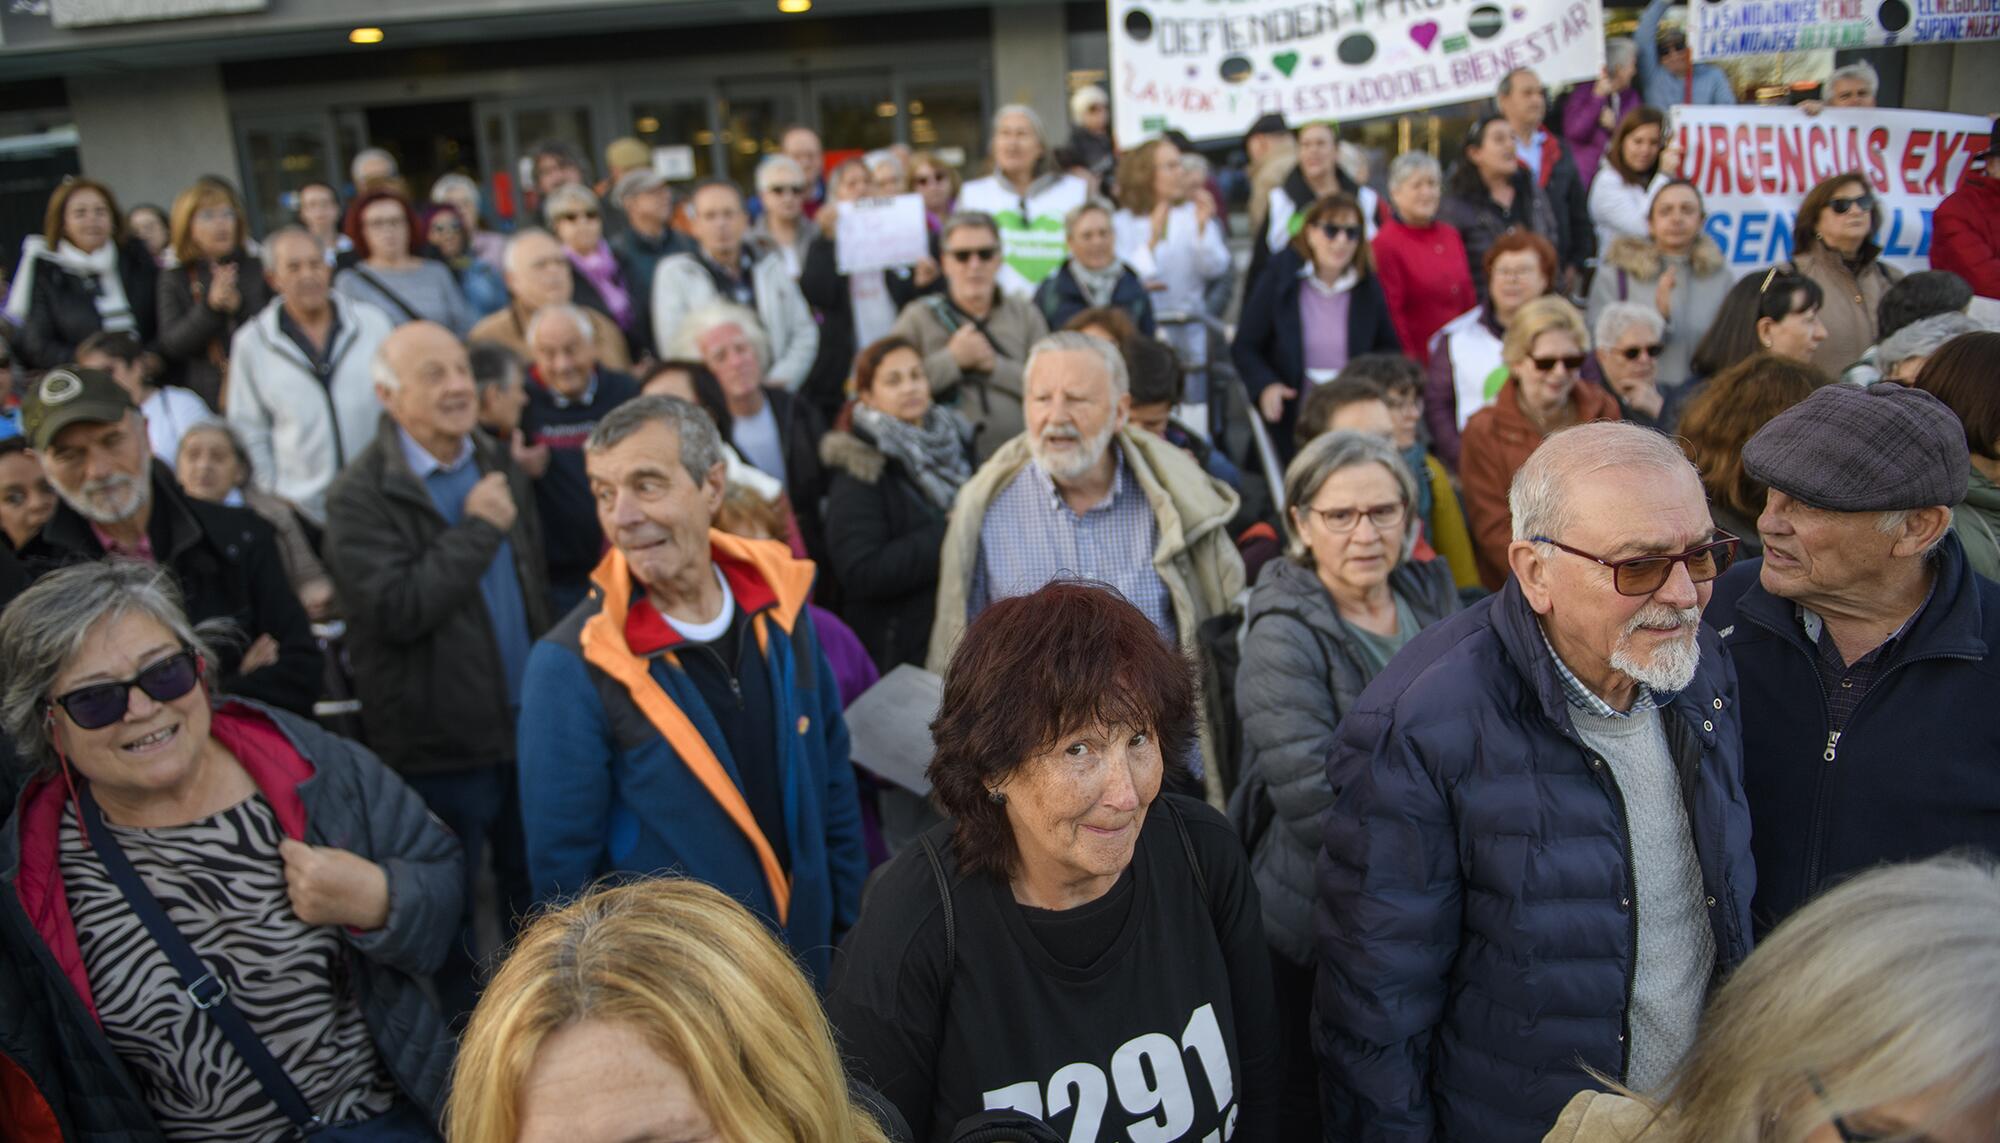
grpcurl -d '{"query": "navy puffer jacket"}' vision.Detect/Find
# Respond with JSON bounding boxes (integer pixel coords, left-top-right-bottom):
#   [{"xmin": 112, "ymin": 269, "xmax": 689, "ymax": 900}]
[{"xmin": 1313, "ymin": 579, "xmax": 1755, "ymax": 1143}]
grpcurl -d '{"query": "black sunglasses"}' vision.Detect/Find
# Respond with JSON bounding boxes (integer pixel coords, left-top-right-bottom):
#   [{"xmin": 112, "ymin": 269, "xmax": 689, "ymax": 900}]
[
  {"xmin": 48, "ymin": 650, "xmax": 202, "ymax": 731},
  {"xmin": 1532, "ymin": 534, "xmax": 1740, "ymax": 596},
  {"xmin": 1317, "ymin": 222, "xmax": 1363, "ymax": 242},
  {"xmin": 1828, "ymin": 193, "xmax": 1875, "ymax": 214},
  {"xmin": 1529, "ymin": 354, "xmax": 1588, "ymax": 372},
  {"xmin": 765, "ymin": 184, "xmax": 806, "ymax": 196},
  {"xmin": 948, "ymin": 247, "xmax": 1000, "ymax": 263},
  {"xmin": 1619, "ymin": 344, "xmax": 1665, "ymax": 360}
]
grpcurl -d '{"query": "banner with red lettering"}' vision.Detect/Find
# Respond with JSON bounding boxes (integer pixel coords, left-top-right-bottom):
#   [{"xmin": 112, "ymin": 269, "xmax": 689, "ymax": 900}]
[
  {"xmin": 1110, "ymin": 0, "xmax": 1605, "ymax": 144},
  {"xmin": 1691, "ymin": 0, "xmax": 2000, "ymax": 60},
  {"xmin": 1671, "ymin": 105, "xmax": 1991, "ymax": 275}
]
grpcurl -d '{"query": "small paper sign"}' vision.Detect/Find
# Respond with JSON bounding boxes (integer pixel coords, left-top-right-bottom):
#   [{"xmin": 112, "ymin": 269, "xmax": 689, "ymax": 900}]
[
  {"xmin": 652, "ymin": 145, "xmax": 696, "ymax": 181},
  {"xmin": 836, "ymin": 194, "xmax": 931, "ymax": 276}
]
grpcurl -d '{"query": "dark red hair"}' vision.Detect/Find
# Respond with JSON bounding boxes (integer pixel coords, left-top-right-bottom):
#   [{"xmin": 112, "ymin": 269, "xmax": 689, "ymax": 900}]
[
  {"xmin": 342, "ymin": 188, "xmax": 419, "ymax": 261},
  {"xmin": 927, "ymin": 581, "xmax": 1196, "ymax": 878},
  {"xmin": 1482, "ymin": 229, "xmax": 1560, "ymax": 291}
]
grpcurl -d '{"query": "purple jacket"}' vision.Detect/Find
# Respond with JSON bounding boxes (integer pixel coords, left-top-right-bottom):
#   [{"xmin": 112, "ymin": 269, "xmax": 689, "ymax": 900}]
[{"xmin": 1562, "ymin": 85, "xmax": 1640, "ymax": 190}]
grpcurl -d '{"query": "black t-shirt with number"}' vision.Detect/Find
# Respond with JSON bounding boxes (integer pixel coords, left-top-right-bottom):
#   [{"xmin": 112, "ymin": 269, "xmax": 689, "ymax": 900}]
[{"xmin": 827, "ymin": 795, "xmax": 1280, "ymax": 1143}]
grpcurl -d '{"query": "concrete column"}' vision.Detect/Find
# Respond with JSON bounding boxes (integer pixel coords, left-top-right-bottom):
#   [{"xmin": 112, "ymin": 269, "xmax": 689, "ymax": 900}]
[
  {"xmin": 1945, "ymin": 42, "xmax": 2000, "ymax": 115},
  {"xmin": 992, "ymin": 3, "xmax": 1070, "ymax": 154},
  {"xmin": 68, "ymin": 64, "xmax": 238, "ymax": 212}
]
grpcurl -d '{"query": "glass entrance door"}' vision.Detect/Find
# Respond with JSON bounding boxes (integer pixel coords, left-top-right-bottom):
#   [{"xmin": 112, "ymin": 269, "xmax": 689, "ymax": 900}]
[
  {"xmin": 236, "ymin": 112, "xmax": 337, "ymax": 235},
  {"xmin": 716, "ymin": 81, "xmax": 802, "ymax": 187},
  {"xmin": 476, "ymin": 96, "xmax": 598, "ymax": 226}
]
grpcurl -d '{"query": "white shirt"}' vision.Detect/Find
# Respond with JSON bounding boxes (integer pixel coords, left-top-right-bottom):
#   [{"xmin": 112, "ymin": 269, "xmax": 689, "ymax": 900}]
[
  {"xmin": 142, "ymin": 386, "xmax": 212, "ymax": 466},
  {"xmin": 662, "ymin": 563, "xmax": 736, "ymax": 644},
  {"xmin": 849, "ymin": 269, "xmax": 898, "ymax": 350},
  {"xmin": 1114, "ymin": 202, "xmax": 1231, "ymax": 365}
]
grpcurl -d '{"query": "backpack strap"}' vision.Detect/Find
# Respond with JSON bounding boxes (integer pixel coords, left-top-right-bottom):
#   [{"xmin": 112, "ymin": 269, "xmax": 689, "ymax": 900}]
[{"xmin": 918, "ymin": 832, "xmax": 956, "ymax": 974}]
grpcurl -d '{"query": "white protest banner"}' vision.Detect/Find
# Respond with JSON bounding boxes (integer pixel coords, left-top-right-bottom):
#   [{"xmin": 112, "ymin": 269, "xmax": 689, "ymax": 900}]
[
  {"xmin": 1110, "ymin": 0, "xmax": 1605, "ymax": 144},
  {"xmin": 1671, "ymin": 105, "xmax": 1991, "ymax": 275},
  {"xmin": 1692, "ymin": 0, "xmax": 2000, "ymax": 59},
  {"xmin": 835, "ymin": 194, "xmax": 930, "ymax": 276}
]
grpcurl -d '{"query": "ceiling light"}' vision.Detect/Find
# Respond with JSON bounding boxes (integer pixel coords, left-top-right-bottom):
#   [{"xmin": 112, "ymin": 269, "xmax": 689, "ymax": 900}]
[
  {"xmin": 349, "ymin": 27, "xmax": 385, "ymax": 44},
  {"xmin": 777, "ymin": 0, "xmax": 811, "ymax": 12}
]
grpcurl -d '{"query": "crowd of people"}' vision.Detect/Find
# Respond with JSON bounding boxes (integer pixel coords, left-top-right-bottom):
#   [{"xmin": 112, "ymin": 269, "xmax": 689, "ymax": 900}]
[{"xmin": 0, "ymin": 7, "xmax": 1998, "ymax": 1138}]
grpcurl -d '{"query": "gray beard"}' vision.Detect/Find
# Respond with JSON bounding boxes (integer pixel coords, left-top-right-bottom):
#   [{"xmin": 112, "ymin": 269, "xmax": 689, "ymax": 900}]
[
  {"xmin": 1032, "ymin": 422, "xmax": 1116, "ymax": 483},
  {"xmin": 56, "ymin": 454, "xmax": 151, "ymax": 526},
  {"xmin": 1608, "ymin": 603, "xmax": 1703, "ymax": 693}
]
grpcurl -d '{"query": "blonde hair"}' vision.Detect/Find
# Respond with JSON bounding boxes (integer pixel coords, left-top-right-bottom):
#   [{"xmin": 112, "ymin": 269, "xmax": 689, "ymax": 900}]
[
  {"xmin": 446, "ymin": 879, "xmax": 891, "ymax": 1143},
  {"xmin": 168, "ymin": 178, "xmax": 247, "ymax": 266},
  {"xmin": 1501, "ymin": 294, "xmax": 1591, "ymax": 367},
  {"xmin": 1624, "ymin": 855, "xmax": 2000, "ymax": 1142}
]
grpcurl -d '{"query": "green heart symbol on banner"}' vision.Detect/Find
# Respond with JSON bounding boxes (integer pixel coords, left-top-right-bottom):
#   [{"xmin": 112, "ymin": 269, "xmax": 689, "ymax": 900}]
[
  {"xmin": 1272, "ymin": 51, "xmax": 1300, "ymax": 77},
  {"xmin": 992, "ymin": 211, "xmax": 1069, "ymax": 285}
]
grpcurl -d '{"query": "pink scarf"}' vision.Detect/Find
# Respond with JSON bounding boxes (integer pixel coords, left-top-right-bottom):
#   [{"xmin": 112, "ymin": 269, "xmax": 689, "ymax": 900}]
[{"xmin": 569, "ymin": 241, "xmax": 632, "ymax": 331}]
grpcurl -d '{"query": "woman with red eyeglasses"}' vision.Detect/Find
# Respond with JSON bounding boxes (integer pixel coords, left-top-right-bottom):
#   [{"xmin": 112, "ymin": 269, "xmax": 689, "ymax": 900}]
[
  {"xmin": 1460, "ymin": 295, "xmax": 1621, "ymax": 589},
  {"xmin": 0, "ymin": 560, "xmax": 458, "ymax": 1141},
  {"xmin": 1788, "ymin": 171, "xmax": 1903, "ymax": 378}
]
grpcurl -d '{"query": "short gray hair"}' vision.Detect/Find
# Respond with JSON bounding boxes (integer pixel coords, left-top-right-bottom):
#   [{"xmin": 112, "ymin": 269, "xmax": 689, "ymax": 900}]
[
  {"xmin": 1879, "ymin": 312, "xmax": 1982, "ymax": 375},
  {"xmin": 0, "ymin": 562, "xmax": 222, "ymax": 777},
  {"xmin": 1828, "ymin": 60, "xmax": 1880, "ymax": 96},
  {"xmin": 259, "ymin": 225, "xmax": 321, "ymax": 275},
  {"xmin": 1594, "ymin": 301, "xmax": 1667, "ymax": 349},
  {"xmin": 941, "ymin": 210, "xmax": 1000, "ymax": 247},
  {"xmin": 1063, "ymin": 199, "xmax": 1114, "ymax": 239},
  {"xmin": 503, "ymin": 227, "xmax": 559, "ymax": 276},
  {"xmin": 584, "ymin": 394, "xmax": 726, "ymax": 487},
  {"xmin": 1605, "ymin": 37, "xmax": 1638, "ymax": 72},
  {"xmin": 1025, "ymin": 330, "xmax": 1129, "ymax": 399},
  {"xmin": 525, "ymin": 303, "xmax": 595, "ymax": 347},
  {"xmin": 755, "ymin": 155, "xmax": 805, "ymax": 192},
  {"xmin": 1387, "ymin": 151, "xmax": 1441, "ymax": 192},
  {"xmin": 430, "ymin": 173, "xmax": 479, "ymax": 209},
  {"xmin": 542, "ymin": 183, "xmax": 601, "ymax": 226},
  {"xmin": 1510, "ymin": 422, "xmax": 1698, "ymax": 543},
  {"xmin": 669, "ymin": 302, "xmax": 771, "ymax": 372},
  {"xmin": 350, "ymin": 146, "xmax": 398, "ymax": 185},
  {"xmin": 1282, "ymin": 430, "xmax": 1420, "ymax": 564}
]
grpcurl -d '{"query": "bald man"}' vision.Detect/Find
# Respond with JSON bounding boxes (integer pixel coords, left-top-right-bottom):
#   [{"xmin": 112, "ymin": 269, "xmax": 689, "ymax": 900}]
[
  {"xmin": 468, "ymin": 228, "xmax": 632, "ymax": 370},
  {"xmin": 323, "ymin": 320, "xmax": 552, "ymax": 1019}
]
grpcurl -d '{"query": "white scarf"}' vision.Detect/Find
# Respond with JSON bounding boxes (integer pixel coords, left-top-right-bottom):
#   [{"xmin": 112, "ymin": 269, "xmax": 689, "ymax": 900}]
[{"xmin": 4, "ymin": 236, "xmax": 134, "ymax": 332}]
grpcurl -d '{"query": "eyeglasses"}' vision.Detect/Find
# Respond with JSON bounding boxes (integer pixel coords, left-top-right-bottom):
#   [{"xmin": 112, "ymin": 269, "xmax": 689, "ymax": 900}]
[
  {"xmin": 1618, "ymin": 344, "xmax": 1665, "ymax": 360},
  {"xmin": 1828, "ymin": 193, "xmax": 1876, "ymax": 215},
  {"xmin": 1317, "ymin": 222, "xmax": 1363, "ymax": 242},
  {"xmin": 194, "ymin": 208, "xmax": 238, "ymax": 224},
  {"xmin": 1529, "ymin": 354, "xmax": 1588, "ymax": 373},
  {"xmin": 553, "ymin": 210, "xmax": 600, "ymax": 223},
  {"xmin": 764, "ymin": 184, "xmax": 806, "ymax": 196},
  {"xmin": 1531, "ymin": 534, "xmax": 1740, "ymax": 596},
  {"xmin": 1302, "ymin": 501, "xmax": 1406, "ymax": 534},
  {"xmin": 914, "ymin": 173, "xmax": 948, "ymax": 186},
  {"xmin": 948, "ymin": 247, "xmax": 1000, "ymax": 264},
  {"xmin": 47, "ymin": 650, "xmax": 202, "ymax": 731},
  {"xmin": 1493, "ymin": 264, "xmax": 1544, "ymax": 282}
]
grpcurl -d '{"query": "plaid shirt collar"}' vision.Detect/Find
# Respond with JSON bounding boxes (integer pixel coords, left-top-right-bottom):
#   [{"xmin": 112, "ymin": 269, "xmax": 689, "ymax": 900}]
[{"xmin": 1539, "ymin": 623, "xmax": 1662, "ymax": 720}]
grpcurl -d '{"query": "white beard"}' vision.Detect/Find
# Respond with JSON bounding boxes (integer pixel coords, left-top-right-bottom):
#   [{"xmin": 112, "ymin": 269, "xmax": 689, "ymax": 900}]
[
  {"xmin": 1608, "ymin": 602, "xmax": 1704, "ymax": 693},
  {"xmin": 1031, "ymin": 421, "xmax": 1116, "ymax": 483},
  {"xmin": 55, "ymin": 453, "xmax": 151, "ymax": 526}
]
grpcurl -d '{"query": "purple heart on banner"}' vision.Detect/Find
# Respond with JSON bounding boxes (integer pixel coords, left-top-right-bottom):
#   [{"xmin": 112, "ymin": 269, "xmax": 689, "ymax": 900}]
[{"xmin": 1411, "ymin": 21, "xmax": 1441, "ymax": 50}]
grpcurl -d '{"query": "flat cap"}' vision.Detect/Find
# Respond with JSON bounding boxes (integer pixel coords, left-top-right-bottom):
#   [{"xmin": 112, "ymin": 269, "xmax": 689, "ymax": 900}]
[
  {"xmin": 612, "ymin": 168, "xmax": 667, "ymax": 205},
  {"xmin": 1246, "ymin": 113, "xmax": 1289, "ymax": 138},
  {"xmin": 1742, "ymin": 382, "xmax": 1969, "ymax": 511}
]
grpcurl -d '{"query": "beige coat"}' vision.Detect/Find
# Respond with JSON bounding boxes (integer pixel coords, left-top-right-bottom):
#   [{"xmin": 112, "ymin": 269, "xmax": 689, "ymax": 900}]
[
  {"xmin": 1542, "ymin": 1091, "xmax": 1662, "ymax": 1142},
  {"xmin": 926, "ymin": 427, "xmax": 1246, "ymax": 804},
  {"xmin": 890, "ymin": 291, "xmax": 1050, "ymax": 463},
  {"xmin": 1792, "ymin": 244, "xmax": 1902, "ymax": 379}
]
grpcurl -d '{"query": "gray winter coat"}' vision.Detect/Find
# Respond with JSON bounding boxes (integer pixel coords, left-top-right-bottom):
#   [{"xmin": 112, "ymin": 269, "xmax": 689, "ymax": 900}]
[{"xmin": 1234, "ymin": 555, "xmax": 1457, "ymax": 965}]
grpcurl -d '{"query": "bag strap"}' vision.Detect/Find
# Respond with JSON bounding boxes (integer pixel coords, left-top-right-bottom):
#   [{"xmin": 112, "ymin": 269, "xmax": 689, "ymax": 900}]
[
  {"xmin": 1161, "ymin": 796, "xmax": 1211, "ymax": 909},
  {"xmin": 349, "ymin": 266, "xmax": 422, "ymax": 323},
  {"xmin": 1616, "ymin": 267, "xmax": 1629, "ymax": 302},
  {"xmin": 917, "ymin": 832, "xmax": 956, "ymax": 973},
  {"xmin": 75, "ymin": 783, "xmax": 324, "ymax": 1133}
]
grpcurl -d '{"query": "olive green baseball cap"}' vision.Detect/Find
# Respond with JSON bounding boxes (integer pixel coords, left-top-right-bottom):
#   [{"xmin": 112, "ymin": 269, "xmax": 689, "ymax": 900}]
[{"xmin": 19, "ymin": 365, "xmax": 135, "ymax": 451}]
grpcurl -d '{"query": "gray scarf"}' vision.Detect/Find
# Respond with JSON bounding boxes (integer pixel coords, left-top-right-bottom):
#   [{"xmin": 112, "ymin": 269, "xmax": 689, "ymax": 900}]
[
  {"xmin": 1069, "ymin": 259, "xmax": 1127, "ymax": 309},
  {"xmin": 853, "ymin": 402, "xmax": 972, "ymax": 511}
]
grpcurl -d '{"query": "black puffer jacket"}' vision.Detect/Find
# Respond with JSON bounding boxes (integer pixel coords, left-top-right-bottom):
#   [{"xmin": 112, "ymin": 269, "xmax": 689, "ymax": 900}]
[
  {"xmin": 13, "ymin": 468, "xmax": 321, "ymax": 717},
  {"xmin": 322, "ymin": 416, "xmax": 552, "ymax": 776},
  {"xmin": 0, "ymin": 699, "xmax": 462, "ymax": 1140},
  {"xmin": 819, "ymin": 423, "xmax": 962, "ymax": 671},
  {"xmin": 9, "ymin": 237, "xmax": 160, "ymax": 370}
]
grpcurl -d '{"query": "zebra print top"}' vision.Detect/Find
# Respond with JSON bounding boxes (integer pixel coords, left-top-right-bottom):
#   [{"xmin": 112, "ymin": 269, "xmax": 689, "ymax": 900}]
[{"xmin": 59, "ymin": 792, "xmax": 400, "ymax": 1141}]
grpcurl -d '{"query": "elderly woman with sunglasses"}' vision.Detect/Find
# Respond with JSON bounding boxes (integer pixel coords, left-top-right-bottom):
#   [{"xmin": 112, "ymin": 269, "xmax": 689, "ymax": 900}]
[
  {"xmin": 1232, "ymin": 192, "xmax": 1402, "ymax": 459},
  {"xmin": 1460, "ymin": 295, "xmax": 1621, "ymax": 590},
  {"xmin": 890, "ymin": 210, "xmax": 1050, "ymax": 462},
  {"xmin": 0, "ymin": 561, "xmax": 460, "ymax": 1141},
  {"xmin": 1234, "ymin": 429, "xmax": 1458, "ymax": 1137},
  {"xmin": 545, "ymin": 183, "xmax": 643, "ymax": 347},
  {"xmin": 1787, "ymin": 172, "xmax": 1904, "ymax": 378}
]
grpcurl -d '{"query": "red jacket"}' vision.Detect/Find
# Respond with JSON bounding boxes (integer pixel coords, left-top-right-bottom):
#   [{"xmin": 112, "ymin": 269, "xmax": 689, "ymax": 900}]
[
  {"xmin": 1934, "ymin": 170, "xmax": 2000, "ymax": 299},
  {"xmin": 1373, "ymin": 216, "xmax": 1475, "ymax": 367},
  {"xmin": 1460, "ymin": 375, "xmax": 1623, "ymax": 590}
]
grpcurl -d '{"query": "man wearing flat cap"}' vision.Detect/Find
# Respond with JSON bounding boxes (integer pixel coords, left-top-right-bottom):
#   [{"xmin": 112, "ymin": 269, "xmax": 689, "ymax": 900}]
[
  {"xmin": 7, "ymin": 365, "xmax": 320, "ymax": 715},
  {"xmin": 1705, "ymin": 381, "xmax": 2000, "ymax": 934}
]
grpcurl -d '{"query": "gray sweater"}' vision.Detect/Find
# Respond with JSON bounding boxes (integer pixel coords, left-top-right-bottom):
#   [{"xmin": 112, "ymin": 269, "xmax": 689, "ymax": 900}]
[
  {"xmin": 1570, "ymin": 701, "xmax": 1715, "ymax": 1090},
  {"xmin": 334, "ymin": 259, "xmax": 474, "ymax": 338},
  {"xmin": 1234, "ymin": 555, "xmax": 1457, "ymax": 964}
]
